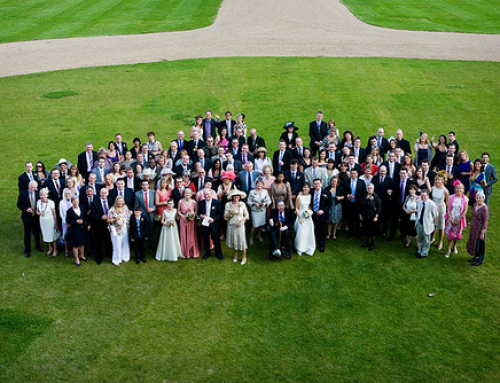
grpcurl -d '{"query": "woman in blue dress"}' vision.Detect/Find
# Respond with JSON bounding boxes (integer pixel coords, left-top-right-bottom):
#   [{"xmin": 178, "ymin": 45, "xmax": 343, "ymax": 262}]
[
  {"xmin": 457, "ymin": 150, "xmax": 473, "ymax": 194},
  {"xmin": 469, "ymin": 159, "xmax": 486, "ymax": 205}
]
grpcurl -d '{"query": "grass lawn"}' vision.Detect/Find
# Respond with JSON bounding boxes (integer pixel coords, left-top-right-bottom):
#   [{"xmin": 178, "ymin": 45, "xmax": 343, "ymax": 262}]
[
  {"xmin": 1, "ymin": 57, "xmax": 500, "ymax": 382},
  {"xmin": 0, "ymin": 0, "xmax": 223, "ymax": 43},
  {"xmin": 341, "ymin": 0, "xmax": 500, "ymax": 33}
]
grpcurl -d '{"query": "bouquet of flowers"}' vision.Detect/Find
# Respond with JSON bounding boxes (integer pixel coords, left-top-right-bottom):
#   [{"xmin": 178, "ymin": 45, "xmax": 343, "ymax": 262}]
[
  {"xmin": 303, "ymin": 210, "xmax": 313, "ymax": 218},
  {"xmin": 166, "ymin": 220, "xmax": 175, "ymax": 228},
  {"xmin": 186, "ymin": 211, "xmax": 196, "ymax": 221}
]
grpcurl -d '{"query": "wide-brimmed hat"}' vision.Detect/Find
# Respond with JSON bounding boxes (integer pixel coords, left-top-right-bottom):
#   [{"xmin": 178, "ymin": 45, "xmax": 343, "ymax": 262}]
[
  {"xmin": 255, "ymin": 147, "xmax": 268, "ymax": 153},
  {"xmin": 56, "ymin": 158, "xmax": 71, "ymax": 167},
  {"xmin": 283, "ymin": 122, "xmax": 299, "ymax": 131},
  {"xmin": 160, "ymin": 168, "xmax": 175, "ymax": 176},
  {"xmin": 227, "ymin": 189, "xmax": 247, "ymax": 200},
  {"xmin": 220, "ymin": 171, "xmax": 236, "ymax": 181},
  {"xmin": 140, "ymin": 168, "xmax": 157, "ymax": 179}
]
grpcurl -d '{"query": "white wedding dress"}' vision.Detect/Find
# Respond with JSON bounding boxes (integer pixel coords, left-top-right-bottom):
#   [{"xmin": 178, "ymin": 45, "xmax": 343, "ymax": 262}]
[{"xmin": 294, "ymin": 194, "xmax": 316, "ymax": 256}]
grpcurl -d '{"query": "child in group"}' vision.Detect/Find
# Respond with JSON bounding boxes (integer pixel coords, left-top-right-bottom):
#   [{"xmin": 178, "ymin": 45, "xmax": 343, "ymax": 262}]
[{"xmin": 129, "ymin": 207, "xmax": 149, "ymax": 264}]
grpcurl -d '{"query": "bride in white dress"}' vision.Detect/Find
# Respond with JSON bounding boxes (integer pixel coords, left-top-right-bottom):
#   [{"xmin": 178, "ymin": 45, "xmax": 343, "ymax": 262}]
[{"xmin": 294, "ymin": 183, "xmax": 316, "ymax": 256}]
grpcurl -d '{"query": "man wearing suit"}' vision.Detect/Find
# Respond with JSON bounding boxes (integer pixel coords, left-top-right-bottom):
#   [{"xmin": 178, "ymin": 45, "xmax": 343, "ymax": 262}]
[
  {"xmin": 309, "ymin": 111, "xmax": 328, "ymax": 156},
  {"xmin": 217, "ymin": 111, "xmax": 237, "ymax": 137},
  {"xmin": 387, "ymin": 168, "xmax": 414, "ymax": 241},
  {"xmin": 312, "ymin": 179, "xmax": 331, "ymax": 252},
  {"xmin": 17, "ymin": 180, "xmax": 42, "ymax": 257},
  {"xmin": 169, "ymin": 140, "xmax": 182, "ymax": 165},
  {"xmin": 192, "ymin": 169, "xmax": 212, "ymax": 192},
  {"xmin": 291, "ymin": 137, "xmax": 306, "ymax": 159},
  {"xmin": 212, "ymin": 146, "xmax": 227, "ymax": 165},
  {"xmin": 109, "ymin": 178, "xmax": 134, "ymax": 210},
  {"xmin": 375, "ymin": 128, "xmax": 390, "ymax": 156},
  {"xmin": 134, "ymin": 180, "xmax": 157, "ymax": 248},
  {"xmin": 46, "ymin": 168, "xmax": 64, "ymax": 215},
  {"xmin": 438, "ymin": 143, "xmax": 458, "ymax": 168},
  {"xmin": 482, "ymin": 152, "xmax": 497, "ymax": 208},
  {"xmin": 382, "ymin": 151, "xmax": 401, "ymax": 180},
  {"xmin": 439, "ymin": 155, "xmax": 460, "ymax": 194},
  {"xmin": 448, "ymin": 131, "xmax": 459, "ymax": 153},
  {"xmin": 18, "ymin": 162, "xmax": 36, "ymax": 192},
  {"xmin": 174, "ymin": 131, "xmax": 188, "ymax": 152},
  {"xmin": 124, "ymin": 167, "xmax": 141, "ymax": 192},
  {"xmin": 115, "ymin": 133, "xmax": 128, "ymax": 156},
  {"xmin": 272, "ymin": 140, "xmax": 293, "ymax": 175},
  {"xmin": 365, "ymin": 136, "xmax": 379, "ymax": 158},
  {"xmin": 92, "ymin": 158, "xmax": 110, "ymax": 185},
  {"xmin": 91, "ymin": 188, "xmax": 112, "ymax": 264},
  {"xmin": 346, "ymin": 154, "xmax": 362, "ymax": 175},
  {"xmin": 230, "ymin": 128, "xmax": 246, "ymax": 149},
  {"xmin": 195, "ymin": 149, "xmax": 212, "ymax": 173},
  {"xmin": 229, "ymin": 138, "xmax": 242, "ymax": 157},
  {"xmin": 238, "ymin": 162, "xmax": 260, "ymax": 194},
  {"xmin": 129, "ymin": 208, "xmax": 149, "ymax": 264},
  {"xmin": 198, "ymin": 190, "xmax": 223, "ymax": 260},
  {"xmin": 396, "ymin": 129, "xmax": 412, "ymax": 154},
  {"xmin": 247, "ymin": 128, "xmax": 266, "ymax": 155},
  {"xmin": 284, "ymin": 159, "xmax": 305, "ymax": 203},
  {"xmin": 304, "ymin": 157, "xmax": 328, "ymax": 186},
  {"xmin": 77, "ymin": 142, "xmax": 98, "ymax": 181},
  {"xmin": 421, "ymin": 160, "xmax": 436, "ymax": 186},
  {"xmin": 173, "ymin": 154, "xmax": 193, "ymax": 177},
  {"xmin": 202, "ymin": 110, "xmax": 219, "ymax": 140},
  {"xmin": 187, "ymin": 131, "xmax": 206, "ymax": 160},
  {"xmin": 223, "ymin": 152, "xmax": 243, "ymax": 173},
  {"xmin": 171, "ymin": 177, "xmax": 185, "ymax": 207},
  {"xmin": 79, "ymin": 173, "xmax": 101, "ymax": 200},
  {"xmin": 352, "ymin": 137, "xmax": 366, "ymax": 164},
  {"xmin": 79, "ymin": 186, "xmax": 96, "ymax": 257},
  {"xmin": 415, "ymin": 189, "xmax": 438, "ymax": 258},
  {"xmin": 372, "ymin": 166, "xmax": 393, "ymax": 238},
  {"xmin": 343, "ymin": 169, "xmax": 367, "ymax": 239},
  {"xmin": 235, "ymin": 144, "xmax": 254, "ymax": 166},
  {"xmin": 268, "ymin": 201, "xmax": 294, "ymax": 259}
]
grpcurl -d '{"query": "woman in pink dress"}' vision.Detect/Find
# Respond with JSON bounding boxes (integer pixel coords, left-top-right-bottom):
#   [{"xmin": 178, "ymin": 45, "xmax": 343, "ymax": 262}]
[
  {"xmin": 155, "ymin": 177, "xmax": 171, "ymax": 218},
  {"xmin": 444, "ymin": 181, "xmax": 469, "ymax": 258},
  {"xmin": 178, "ymin": 188, "xmax": 199, "ymax": 258}
]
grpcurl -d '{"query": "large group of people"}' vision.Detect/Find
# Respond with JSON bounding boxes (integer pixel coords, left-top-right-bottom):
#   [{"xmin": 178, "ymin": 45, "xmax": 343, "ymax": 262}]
[{"xmin": 17, "ymin": 110, "xmax": 496, "ymax": 267}]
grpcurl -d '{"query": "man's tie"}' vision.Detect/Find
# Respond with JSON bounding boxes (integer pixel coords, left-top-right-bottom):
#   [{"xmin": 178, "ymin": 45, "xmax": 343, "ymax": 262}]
[
  {"xmin": 313, "ymin": 169, "xmax": 317, "ymax": 179},
  {"xmin": 29, "ymin": 172, "xmax": 33, "ymax": 181},
  {"xmin": 136, "ymin": 219, "xmax": 141, "ymax": 238},
  {"xmin": 279, "ymin": 212, "xmax": 285, "ymax": 222},
  {"xmin": 103, "ymin": 200, "xmax": 109, "ymax": 215},
  {"xmin": 88, "ymin": 152, "xmax": 93, "ymax": 171},
  {"xmin": 351, "ymin": 180, "xmax": 356, "ymax": 201},
  {"xmin": 55, "ymin": 180, "xmax": 61, "ymax": 197},
  {"xmin": 30, "ymin": 192, "xmax": 35, "ymax": 216},
  {"xmin": 144, "ymin": 191, "xmax": 149, "ymax": 208},
  {"xmin": 314, "ymin": 192, "xmax": 320, "ymax": 212},
  {"xmin": 419, "ymin": 202, "xmax": 426, "ymax": 224},
  {"xmin": 400, "ymin": 180, "xmax": 405, "ymax": 203},
  {"xmin": 247, "ymin": 173, "xmax": 252, "ymax": 192}
]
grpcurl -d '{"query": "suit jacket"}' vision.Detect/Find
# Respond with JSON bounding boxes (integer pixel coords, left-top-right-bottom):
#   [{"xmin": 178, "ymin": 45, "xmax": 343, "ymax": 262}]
[
  {"xmin": 115, "ymin": 141, "xmax": 128, "ymax": 156},
  {"xmin": 235, "ymin": 153, "xmax": 254, "ymax": 165},
  {"xmin": 272, "ymin": 150, "xmax": 293, "ymax": 175},
  {"xmin": 425, "ymin": 170, "xmax": 437, "ymax": 186},
  {"xmin": 109, "ymin": 188, "xmax": 135, "ymax": 210},
  {"xmin": 91, "ymin": 166, "xmax": 110, "ymax": 185},
  {"xmin": 376, "ymin": 137, "xmax": 390, "ymax": 156},
  {"xmin": 46, "ymin": 177, "xmax": 63, "ymax": 207},
  {"xmin": 79, "ymin": 183, "xmax": 101, "ymax": 199},
  {"xmin": 192, "ymin": 176, "xmax": 213, "ymax": 192},
  {"xmin": 196, "ymin": 157, "xmax": 212, "ymax": 173},
  {"xmin": 484, "ymin": 163, "xmax": 498, "ymax": 196},
  {"xmin": 129, "ymin": 216, "xmax": 149, "ymax": 240},
  {"xmin": 173, "ymin": 163, "xmax": 193, "ymax": 177},
  {"xmin": 312, "ymin": 188, "xmax": 331, "ymax": 222},
  {"xmin": 269, "ymin": 208, "xmax": 294, "ymax": 230},
  {"xmin": 247, "ymin": 135, "xmax": 266, "ymax": 154},
  {"xmin": 390, "ymin": 178, "xmax": 415, "ymax": 205},
  {"xmin": 203, "ymin": 145, "xmax": 218, "ymax": 159},
  {"xmin": 343, "ymin": 178, "xmax": 367, "ymax": 204},
  {"xmin": 174, "ymin": 139, "xmax": 188, "ymax": 152},
  {"xmin": 217, "ymin": 119, "xmax": 237, "ymax": 137},
  {"xmin": 238, "ymin": 170, "xmax": 261, "ymax": 193},
  {"xmin": 169, "ymin": 149, "xmax": 182, "ymax": 165},
  {"xmin": 79, "ymin": 194, "xmax": 95, "ymax": 222},
  {"xmin": 91, "ymin": 197, "xmax": 111, "ymax": 230},
  {"xmin": 201, "ymin": 118, "xmax": 218, "ymax": 140},
  {"xmin": 198, "ymin": 199, "xmax": 222, "ymax": 232},
  {"xmin": 171, "ymin": 187, "xmax": 184, "ymax": 207},
  {"xmin": 352, "ymin": 147, "xmax": 367, "ymax": 165},
  {"xmin": 187, "ymin": 139, "xmax": 207, "ymax": 158},
  {"xmin": 17, "ymin": 189, "xmax": 40, "ymax": 221},
  {"xmin": 309, "ymin": 120, "xmax": 328, "ymax": 146},
  {"xmin": 438, "ymin": 164, "xmax": 460, "ymax": 193},
  {"xmin": 284, "ymin": 170, "xmax": 305, "ymax": 195},
  {"xmin": 18, "ymin": 172, "xmax": 37, "ymax": 192},
  {"xmin": 124, "ymin": 176, "xmax": 141, "ymax": 192},
  {"xmin": 134, "ymin": 189, "xmax": 156, "ymax": 221},
  {"xmin": 346, "ymin": 162, "xmax": 362, "ymax": 175},
  {"xmin": 416, "ymin": 198, "xmax": 438, "ymax": 234},
  {"xmin": 77, "ymin": 150, "xmax": 98, "ymax": 180},
  {"xmin": 397, "ymin": 139, "xmax": 412, "ymax": 155},
  {"xmin": 304, "ymin": 167, "xmax": 328, "ymax": 186},
  {"xmin": 382, "ymin": 160, "xmax": 402, "ymax": 180},
  {"xmin": 223, "ymin": 160, "xmax": 243, "ymax": 173},
  {"xmin": 291, "ymin": 146, "xmax": 306, "ymax": 159},
  {"xmin": 372, "ymin": 175, "xmax": 393, "ymax": 204}
]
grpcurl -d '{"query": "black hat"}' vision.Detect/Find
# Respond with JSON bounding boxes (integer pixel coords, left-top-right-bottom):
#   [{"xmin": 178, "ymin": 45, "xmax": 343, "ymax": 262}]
[{"xmin": 283, "ymin": 122, "xmax": 299, "ymax": 131}]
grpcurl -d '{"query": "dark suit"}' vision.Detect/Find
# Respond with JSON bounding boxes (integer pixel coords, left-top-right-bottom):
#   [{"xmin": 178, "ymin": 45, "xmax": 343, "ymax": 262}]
[
  {"xmin": 291, "ymin": 146, "xmax": 306, "ymax": 159},
  {"xmin": 115, "ymin": 141, "xmax": 128, "ymax": 156},
  {"xmin": 169, "ymin": 149, "xmax": 182, "ymax": 165},
  {"xmin": 77, "ymin": 150, "xmax": 98, "ymax": 181},
  {"xmin": 312, "ymin": 188, "xmax": 331, "ymax": 251},
  {"xmin": 201, "ymin": 118, "xmax": 218, "ymax": 140},
  {"xmin": 484, "ymin": 163, "xmax": 498, "ymax": 207},
  {"xmin": 397, "ymin": 139, "xmax": 412, "ymax": 155},
  {"xmin": 376, "ymin": 137, "xmax": 390, "ymax": 156},
  {"xmin": 238, "ymin": 170, "xmax": 260, "ymax": 193},
  {"xmin": 171, "ymin": 187, "xmax": 184, "ymax": 207},
  {"xmin": 247, "ymin": 135, "xmax": 266, "ymax": 154},
  {"xmin": 372, "ymin": 175, "xmax": 393, "ymax": 237},
  {"xmin": 346, "ymin": 162, "xmax": 362, "ymax": 175},
  {"xmin": 218, "ymin": 119, "xmax": 237, "ymax": 137},
  {"xmin": 109, "ymin": 188, "xmax": 135, "ymax": 210},
  {"xmin": 438, "ymin": 164, "xmax": 460, "ymax": 194},
  {"xmin": 272, "ymin": 150, "xmax": 293, "ymax": 175},
  {"xmin": 173, "ymin": 163, "xmax": 193, "ymax": 178},
  {"xmin": 18, "ymin": 172, "xmax": 36, "ymax": 192},
  {"xmin": 192, "ymin": 176, "xmax": 213, "ymax": 192},
  {"xmin": 79, "ymin": 194, "xmax": 96, "ymax": 256},
  {"xmin": 124, "ymin": 176, "xmax": 141, "ymax": 192},
  {"xmin": 284, "ymin": 170, "xmax": 305, "ymax": 196},
  {"xmin": 129, "ymin": 216, "xmax": 149, "ymax": 262},
  {"xmin": 382, "ymin": 160, "xmax": 402, "ymax": 180},
  {"xmin": 352, "ymin": 147, "xmax": 367, "ymax": 165},
  {"xmin": 91, "ymin": 197, "xmax": 112, "ymax": 264},
  {"xmin": 388, "ymin": 178, "xmax": 415, "ymax": 239},
  {"xmin": 309, "ymin": 120, "xmax": 328, "ymax": 155},
  {"xmin": 235, "ymin": 153, "xmax": 254, "ymax": 165},
  {"xmin": 174, "ymin": 139, "xmax": 188, "ymax": 152},
  {"xmin": 187, "ymin": 139, "xmax": 207, "ymax": 159},
  {"xmin": 46, "ymin": 177, "xmax": 63, "ymax": 212},
  {"xmin": 343, "ymin": 178, "xmax": 367, "ymax": 238},
  {"xmin": 134, "ymin": 189, "xmax": 157, "ymax": 247},
  {"xmin": 196, "ymin": 157, "xmax": 212, "ymax": 173},
  {"xmin": 223, "ymin": 160, "xmax": 243, "ymax": 173},
  {"xmin": 269, "ymin": 208, "xmax": 294, "ymax": 258},
  {"xmin": 425, "ymin": 170, "xmax": 437, "ymax": 186},
  {"xmin": 17, "ymin": 189, "xmax": 41, "ymax": 254},
  {"xmin": 198, "ymin": 199, "xmax": 223, "ymax": 259}
]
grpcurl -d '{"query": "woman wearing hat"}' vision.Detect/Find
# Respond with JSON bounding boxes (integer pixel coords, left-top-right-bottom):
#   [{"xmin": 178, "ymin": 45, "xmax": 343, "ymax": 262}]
[
  {"xmin": 225, "ymin": 190, "xmax": 249, "ymax": 264},
  {"xmin": 254, "ymin": 147, "xmax": 272, "ymax": 174},
  {"xmin": 247, "ymin": 177, "xmax": 272, "ymax": 244},
  {"xmin": 280, "ymin": 122, "xmax": 299, "ymax": 150},
  {"xmin": 466, "ymin": 191, "xmax": 489, "ymax": 266},
  {"xmin": 217, "ymin": 171, "xmax": 236, "ymax": 241}
]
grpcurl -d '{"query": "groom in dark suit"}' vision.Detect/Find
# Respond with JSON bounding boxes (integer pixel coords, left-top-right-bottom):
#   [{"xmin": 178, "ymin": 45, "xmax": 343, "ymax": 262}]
[
  {"xmin": 312, "ymin": 179, "xmax": 331, "ymax": 252},
  {"xmin": 309, "ymin": 111, "xmax": 328, "ymax": 156},
  {"xmin": 17, "ymin": 180, "xmax": 42, "ymax": 257},
  {"xmin": 198, "ymin": 190, "xmax": 223, "ymax": 260},
  {"xmin": 268, "ymin": 201, "xmax": 294, "ymax": 259}
]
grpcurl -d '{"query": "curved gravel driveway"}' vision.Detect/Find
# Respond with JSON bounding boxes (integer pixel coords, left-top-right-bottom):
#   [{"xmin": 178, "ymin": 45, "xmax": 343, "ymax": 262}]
[{"xmin": 0, "ymin": 0, "xmax": 499, "ymax": 78}]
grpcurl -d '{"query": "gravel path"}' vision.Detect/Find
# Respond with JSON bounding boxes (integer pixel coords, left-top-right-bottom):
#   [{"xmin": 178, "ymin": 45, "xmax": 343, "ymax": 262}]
[{"xmin": 0, "ymin": 0, "xmax": 499, "ymax": 78}]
